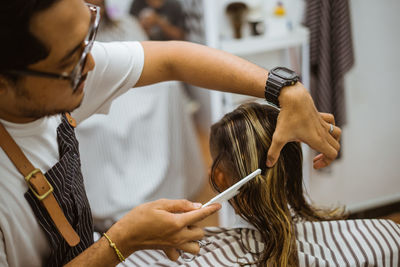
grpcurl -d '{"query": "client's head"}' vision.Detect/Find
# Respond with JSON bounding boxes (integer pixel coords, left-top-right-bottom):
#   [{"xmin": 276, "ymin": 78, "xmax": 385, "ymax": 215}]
[{"xmin": 209, "ymin": 102, "xmax": 343, "ymax": 266}]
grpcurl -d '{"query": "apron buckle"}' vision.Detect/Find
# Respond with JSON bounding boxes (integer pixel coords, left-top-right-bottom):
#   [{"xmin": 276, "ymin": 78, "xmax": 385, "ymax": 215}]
[{"xmin": 25, "ymin": 168, "xmax": 54, "ymax": 201}]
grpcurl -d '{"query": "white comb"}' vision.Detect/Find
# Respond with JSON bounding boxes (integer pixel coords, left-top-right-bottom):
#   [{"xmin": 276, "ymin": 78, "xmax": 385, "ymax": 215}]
[{"xmin": 202, "ymin": 169, "xmax": 261, "ymax": 208}]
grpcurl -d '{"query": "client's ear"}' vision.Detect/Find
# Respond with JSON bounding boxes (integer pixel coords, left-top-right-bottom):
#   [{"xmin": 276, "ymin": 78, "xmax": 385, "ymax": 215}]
[{"xmin": 213, "ymin": 168, "xmax": 231, "ymax": 191}]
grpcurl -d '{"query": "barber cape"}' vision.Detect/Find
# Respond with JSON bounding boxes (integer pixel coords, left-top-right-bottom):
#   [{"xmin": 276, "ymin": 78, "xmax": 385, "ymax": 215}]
[{"xmin": 121, "ymin": 217, "xmax": 400, "ymax": 266}]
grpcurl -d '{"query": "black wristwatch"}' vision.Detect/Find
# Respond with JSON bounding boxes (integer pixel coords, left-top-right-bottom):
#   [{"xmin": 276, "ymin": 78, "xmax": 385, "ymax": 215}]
[{"xmin": 265, "ymin": 67, "xmax": 299, "ymax": 107}]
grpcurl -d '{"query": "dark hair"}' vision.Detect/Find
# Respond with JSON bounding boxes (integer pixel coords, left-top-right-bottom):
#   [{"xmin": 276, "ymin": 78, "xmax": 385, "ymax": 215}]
[
  {"xmin": 0, "ymin": 0, "xmax": 61, "ymax": 73},
  {"xmin": 210, "ymin": 102, "xmax": 345, "ymax": 266}
]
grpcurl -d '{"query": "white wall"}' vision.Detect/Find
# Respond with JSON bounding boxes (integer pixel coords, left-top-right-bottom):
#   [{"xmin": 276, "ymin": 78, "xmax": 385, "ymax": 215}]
[
  {"xmin": 189, "ymin": 0, "xmax": 400, "ymax": 213},
  {"xmin": 307, "ymin": 0, "xmax": 400, "ymax": 212},
  {"xmin": 106, "ymin": 0, "xmax": 133, "ymax": 16},
  {"xmin": 106, "ymin": 0, "xmax": 400, "ymax": 212}
]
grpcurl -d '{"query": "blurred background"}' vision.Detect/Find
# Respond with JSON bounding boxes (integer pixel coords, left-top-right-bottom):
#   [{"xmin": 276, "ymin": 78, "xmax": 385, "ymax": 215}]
[{"xmin": 86, "ymin": 0, "xmax": 400, "ymax": 227}]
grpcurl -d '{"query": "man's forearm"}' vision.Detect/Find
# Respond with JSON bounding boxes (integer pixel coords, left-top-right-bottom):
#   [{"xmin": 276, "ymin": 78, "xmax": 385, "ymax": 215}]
[
  {"xmin": 64, "ymin": 236, "xmax": 122, "ymax": 267},
  {"xmin": 136, "ymin": 41, "xmax": 268, "ymax": 98},
  {"xmin": 63, "ymin": 200, "xmax": 221, "ymax": 266}
]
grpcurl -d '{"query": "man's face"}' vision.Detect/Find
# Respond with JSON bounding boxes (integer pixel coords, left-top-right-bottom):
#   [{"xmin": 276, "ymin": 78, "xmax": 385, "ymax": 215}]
[
  {"xmin": 85, "ymin": 0, "xmax": 103, "ymax": 6},
  {"xmin": 0, "ymin": 0, "xmax": 95, "ymax": 123}
]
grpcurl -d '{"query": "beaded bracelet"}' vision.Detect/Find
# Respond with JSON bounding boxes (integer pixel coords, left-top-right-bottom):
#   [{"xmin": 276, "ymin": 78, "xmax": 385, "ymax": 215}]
[{"xmin": 103, "ymin": 233, "xmax": 126, "ymax": 262}]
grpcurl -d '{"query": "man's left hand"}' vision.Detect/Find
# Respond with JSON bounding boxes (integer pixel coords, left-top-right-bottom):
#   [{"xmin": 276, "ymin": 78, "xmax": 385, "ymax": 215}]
[{"xmin": 266, "ymin": 83, "xmax": 341, "ymax": 169}]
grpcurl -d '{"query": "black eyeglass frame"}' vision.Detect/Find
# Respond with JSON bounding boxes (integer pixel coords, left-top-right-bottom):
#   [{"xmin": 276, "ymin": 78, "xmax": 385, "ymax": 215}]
[{"xmin": 5, "ymin": 3, "xmax": 100, "ymax": 91}]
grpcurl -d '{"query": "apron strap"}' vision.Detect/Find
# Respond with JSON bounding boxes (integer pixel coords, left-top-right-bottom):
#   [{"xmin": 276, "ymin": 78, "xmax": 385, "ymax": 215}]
[{"xmin": 0, "ymin": 119, "xmax": 80, "ymax": 247}]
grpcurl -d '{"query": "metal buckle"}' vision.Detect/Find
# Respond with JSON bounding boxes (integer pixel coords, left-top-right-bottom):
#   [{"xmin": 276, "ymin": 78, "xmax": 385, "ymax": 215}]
[{"xmin": 24, "ymin": 168, "xmax": 54, "ymax": 201}]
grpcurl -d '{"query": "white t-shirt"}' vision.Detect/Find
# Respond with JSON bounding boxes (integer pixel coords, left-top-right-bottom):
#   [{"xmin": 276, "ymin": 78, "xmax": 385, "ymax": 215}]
[{"xmin": 0, "ymin": 41, "xmax": 144, "ymax": 267}]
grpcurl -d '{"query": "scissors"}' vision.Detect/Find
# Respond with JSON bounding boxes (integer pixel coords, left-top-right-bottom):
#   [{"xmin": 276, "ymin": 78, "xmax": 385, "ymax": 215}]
[{"xmin": 179, "ymin": 240, "xmax": 211, "ymax": 262}]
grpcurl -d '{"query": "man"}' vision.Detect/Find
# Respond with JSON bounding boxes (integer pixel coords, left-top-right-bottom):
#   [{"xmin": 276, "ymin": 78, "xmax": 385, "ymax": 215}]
[
  {"xmin": 0, "ymin": 0, "xmax": 340, "ymax": 266},
  {"xmin": 130, "ymin": 0, "xmax": 186, "ymax": 40}
]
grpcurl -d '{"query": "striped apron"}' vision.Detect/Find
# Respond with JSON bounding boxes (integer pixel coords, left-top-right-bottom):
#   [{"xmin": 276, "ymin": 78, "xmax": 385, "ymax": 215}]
[{"xmin": 24, "ymin": 114, "xmax": 94, "ymax": 266}]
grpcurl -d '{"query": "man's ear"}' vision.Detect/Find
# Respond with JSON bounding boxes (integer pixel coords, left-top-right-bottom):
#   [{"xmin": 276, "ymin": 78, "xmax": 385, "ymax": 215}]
[{"xmin": 214, "ymin": 168, "xmax": 230, "ymax": 191}]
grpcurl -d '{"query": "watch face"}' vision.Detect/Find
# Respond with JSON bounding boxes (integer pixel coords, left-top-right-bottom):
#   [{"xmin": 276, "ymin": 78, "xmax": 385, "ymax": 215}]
[{"xmin": 272, "ymin": 67, "xmax": 297, "ymax": 80}]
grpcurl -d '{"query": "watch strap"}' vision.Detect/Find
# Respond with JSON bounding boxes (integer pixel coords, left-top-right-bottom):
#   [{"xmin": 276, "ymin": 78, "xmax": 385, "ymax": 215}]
[
  {"xmin": 265, "ymin": 76, "xmax": 282, "ymax": 107},
  {"xmin": 265, "ymin": 68, "xmax": 299, "ymax": 107}
]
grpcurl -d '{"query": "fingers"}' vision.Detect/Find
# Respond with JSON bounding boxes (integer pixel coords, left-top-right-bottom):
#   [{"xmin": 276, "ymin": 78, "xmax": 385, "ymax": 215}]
[
  {"xmin": 321, "ymin": 113, "xmax": 341, "ymax": 141},
  {"xmin": 328, "ymin": 124, "xmax": 341, "ymax": 141},
  {"xmin": 321, "ymin": 112, "xmax": 340, "ymax": 137},
  {"xmin": 163, "ymin": 247, "xmax": 180, "ymax": 261},
  {"xmin": 326, "ymin": 130, "xmax": 340, "ymax": 152},
  {"xmin": 178, "ymin": 203, "xmax": 221, "ymax": 226},
  {"xmin": 316, "ymin": 123, "xmax": 340, "ymax": 159},
  {"xmin": 156, "ymin": 199, "xmax": 202, "ymax": 213},
  {"xmin": 178, "ymin": 225, "xmax": 204, "ymax": 242},
  {"xmin": 316, "ymin": 121, "xmax": 341, "ymax": 168},
  {"xmin": 313, "ymin": 153, "xmax": 324, "ymax": 163},
  {"xmin": 314, "ymin": 129, "xmax": 340, "ymax": 169},
  {"xmin": 317, "ymin": 139, "xmax": 338, "ymax": 161},
  {"xmin": 163, "ymin": 241, "xmax": 201, "ymax": 261},
  {"xmin": 313, "ymin": 154, "xmax": 332, "ymax": 169},
  {"xmin": 320, "ymin": 112, "xmax": 335, "ymax": 125},
  {"xmin": 313, "ymin": 120, "xmax": 340, "ymax": 169},
  {"xmin": 162, "ymin": 227, "xmax": 203, "ymax": 260},
  {"xmin": 266, "ymin": 111, "xmax": 341, "ymax": 169},
  {"xmin": 160, "ymin": 225, "xmax": 203, "ymax": 257},
  {"xmin": 267, "ymin": 130, "xmax": 287, "ymax": 167},
  {"xmin": 177, "ymin": 241, "xmax": 201, "ymax": 255},
  {"xmin": 310, "ymin": 116, "xmax": 341, "ymax": 167}
]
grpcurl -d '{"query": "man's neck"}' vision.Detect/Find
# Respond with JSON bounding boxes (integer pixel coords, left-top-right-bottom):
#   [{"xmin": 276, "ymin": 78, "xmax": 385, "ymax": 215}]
[{"xmin": 0, "ymin": 110, "xmax": 39, "ymax": 124}]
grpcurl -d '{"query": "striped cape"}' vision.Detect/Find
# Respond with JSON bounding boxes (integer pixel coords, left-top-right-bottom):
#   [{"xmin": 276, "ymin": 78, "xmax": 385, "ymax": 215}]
[{"xmin": 120, "ymin": 219, "xmax": 400, "ymax": 267}]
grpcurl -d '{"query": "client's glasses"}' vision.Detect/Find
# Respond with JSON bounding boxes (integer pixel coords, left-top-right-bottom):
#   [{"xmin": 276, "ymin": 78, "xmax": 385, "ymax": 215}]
[
  {"xmin": 5, "ymin": 3, "xmax": 100, "ymax": 91},
  {"xmin": 179, "ymin": 240, "xmax": 211, "ymax": 262}
]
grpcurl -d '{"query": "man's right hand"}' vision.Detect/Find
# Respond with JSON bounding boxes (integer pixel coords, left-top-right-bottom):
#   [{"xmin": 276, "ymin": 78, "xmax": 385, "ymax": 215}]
[{"xmin": 105, "ymin": 199, "xmax": 221, "ymax": 261}]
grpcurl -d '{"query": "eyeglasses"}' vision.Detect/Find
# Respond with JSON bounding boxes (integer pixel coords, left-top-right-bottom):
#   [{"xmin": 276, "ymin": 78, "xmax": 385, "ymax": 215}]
[{"xmin": 5, "ymin": 3, "xmax": 100, "ymax": 92}]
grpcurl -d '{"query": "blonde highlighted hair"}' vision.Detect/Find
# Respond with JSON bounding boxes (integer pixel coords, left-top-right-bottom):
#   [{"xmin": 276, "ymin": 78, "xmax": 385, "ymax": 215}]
[{"xmin": 209, "ymin": 102, "xmax": 344, "ymax": 266}]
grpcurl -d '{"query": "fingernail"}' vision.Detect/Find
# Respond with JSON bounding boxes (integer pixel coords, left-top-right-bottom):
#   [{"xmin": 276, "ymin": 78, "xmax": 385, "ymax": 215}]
[{"xmin": 193, "ymin": 202, "xmax": 202, "ymax": 209}]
